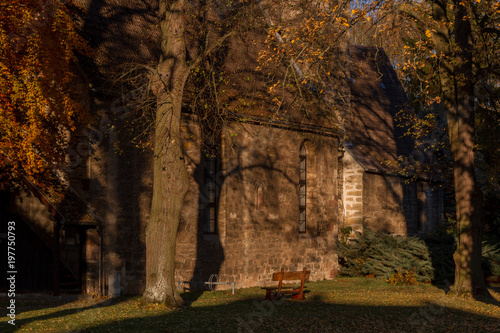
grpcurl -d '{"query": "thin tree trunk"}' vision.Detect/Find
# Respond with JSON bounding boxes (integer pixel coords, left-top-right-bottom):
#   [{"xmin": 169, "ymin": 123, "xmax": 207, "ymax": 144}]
[{"xmin": 143, "ymin": 0, "xmax": 190, "ymax": 307}]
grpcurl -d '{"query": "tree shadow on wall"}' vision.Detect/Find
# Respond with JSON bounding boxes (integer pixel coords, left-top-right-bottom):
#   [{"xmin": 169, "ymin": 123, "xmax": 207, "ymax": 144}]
[
  {"xmin": 186, "ymin": 129, "xmax": 226, "ymax": 298},
  {"xmin": 180, "ymin": 119, "xmax": 300, "ymax": 304}
]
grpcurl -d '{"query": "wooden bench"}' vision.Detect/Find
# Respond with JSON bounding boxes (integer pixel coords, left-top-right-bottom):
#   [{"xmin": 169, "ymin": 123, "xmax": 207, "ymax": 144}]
[{"xmin": 262, "ymin": 268, "xmax": 310, "ymax": 300}]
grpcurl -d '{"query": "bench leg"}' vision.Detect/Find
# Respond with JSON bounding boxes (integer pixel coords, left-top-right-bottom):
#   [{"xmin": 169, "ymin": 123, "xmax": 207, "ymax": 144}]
[
  {"xmin": 265, "ymin": 289, "xmax": 274, "ymax": 300},
  {"xmin": 291, "ymin": 288, "xmax": 304, "ymax": 300}
]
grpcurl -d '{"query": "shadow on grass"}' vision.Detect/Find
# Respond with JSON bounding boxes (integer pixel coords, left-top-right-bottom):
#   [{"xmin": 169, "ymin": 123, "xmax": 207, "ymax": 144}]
[
  {"xmin": 0, "ymin": 295, "xmax": 129, "ymax": 332},
  {"xmin": 482, "ymin": 285, "xmax": 500, "ymax": 306},
  {"xmin": 3, "ymin": 293, "xmax": 500, "ymax": 333},
  {"xmin": 490, "ymin": 285, "xmax": 500, "ymax": 293},
  {"xmin": 429, "ymin": 283, "xmax": 500, "ymax": 307}
]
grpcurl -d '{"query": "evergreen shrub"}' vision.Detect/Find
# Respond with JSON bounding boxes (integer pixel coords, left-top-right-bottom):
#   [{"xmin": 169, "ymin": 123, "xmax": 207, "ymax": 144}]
[
  {"xmin": 338, "ymin": 226, "xmax": 500, "ymax": 285},
  {"xmin": 482, "ymin": 241, "xmax": 500, "ymax": 280},
  {"xmin": 338, "ymin": 228, "xmax": 434, "ymax": 282}
]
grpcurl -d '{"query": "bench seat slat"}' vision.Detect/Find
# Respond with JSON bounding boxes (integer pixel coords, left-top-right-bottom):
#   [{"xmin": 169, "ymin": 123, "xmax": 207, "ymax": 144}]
[{"xmin": 280, "ymin": 290, "xmax": 302, "ymax": 294}]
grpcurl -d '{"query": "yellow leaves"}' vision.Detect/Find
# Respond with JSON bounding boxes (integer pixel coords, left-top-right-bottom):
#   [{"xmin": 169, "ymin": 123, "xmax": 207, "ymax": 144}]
[
  {"xmin": 1, "ymin": 0, "xmax": 91, "ymax": 185},
  {"xmin": 425, "ymin": 30, "xmax": 432, "ymax": 38},
  {"xmin": 268, "ymin": 81, "xmax": 280, "ymax": 94},
  {"xmin": 272, "ymin": 97, "xmax": 282, "ymax": 107},
  {"xmin": 336, "ymin": 17, "xmax": 350, "ymax": 27},
  {"xmin": 431, "ymin": 96, "xmax": 441, "ymax": 104}
]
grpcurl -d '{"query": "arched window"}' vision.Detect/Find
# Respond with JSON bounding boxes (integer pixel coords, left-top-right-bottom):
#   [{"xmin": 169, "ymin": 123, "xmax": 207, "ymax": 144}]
[{"xmin": 299, "ymin": 143, "xmax": 307, "ymax": 233}]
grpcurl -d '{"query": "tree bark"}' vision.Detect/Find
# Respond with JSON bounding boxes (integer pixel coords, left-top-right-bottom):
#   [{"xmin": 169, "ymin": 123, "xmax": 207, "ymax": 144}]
[
  {"xmin": 143, "ymin": 0, "xmax": 190, "ymax": 307},
  {"xmin": 431, "ymin": 0, "xmax": 489, "ymax": 298},
  {"xmin": 448, "ymin": 111, "xmax": 488, "ymax": 297},
  {"xmin": 447, "ymin": 1, "xmax": 489, "ymax": 298}
]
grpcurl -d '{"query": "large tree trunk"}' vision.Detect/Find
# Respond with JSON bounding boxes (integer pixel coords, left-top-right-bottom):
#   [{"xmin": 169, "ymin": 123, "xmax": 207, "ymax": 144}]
[
  {"xmin": 446, "ymin": 89, "xmax": 487, "ymax": 297},
  {"xmin": 447, "ymin": 1, "xmax": 489, "ymax": 298},
  {"xmin": 448, "ymin": 111, "xmax": 487, "ymax": 297},
  {"xmin": 431, "ymin": 1, "xmax": 489, "ymax": 298},
  {"xmin": 143, "ymin": 0, "xmax": 190, "ymax": 307}
]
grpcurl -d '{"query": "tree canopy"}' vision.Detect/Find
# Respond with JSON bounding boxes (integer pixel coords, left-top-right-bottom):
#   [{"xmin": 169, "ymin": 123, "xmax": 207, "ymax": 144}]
[
  {"xmin": 0, "ymin": 0, "xmax": 90, "ymax": 189},
  {"xmin": 355, "ymin": 0, "xmax": 500, "ymax": 183}
]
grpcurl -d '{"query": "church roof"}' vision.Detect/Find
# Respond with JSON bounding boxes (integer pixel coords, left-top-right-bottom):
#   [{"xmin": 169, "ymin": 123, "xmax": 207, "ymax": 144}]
[
  {"xmin": 22, "ymin": 170, "xmax": 101, "ymax": 226},
  {"xmin": 346, "ymin": 45, "xmax": 416, "ymax": 175},
  {"xmin": 74, "ymin": 0, "xmax": 342, "ymax": 133},
  {"xmin": 73, "ymin": 1, "xmax": 434, "ymax": 179},
  {"xmin": 345, "ymin": 46, "xmax": 439, "ymax": 180}
]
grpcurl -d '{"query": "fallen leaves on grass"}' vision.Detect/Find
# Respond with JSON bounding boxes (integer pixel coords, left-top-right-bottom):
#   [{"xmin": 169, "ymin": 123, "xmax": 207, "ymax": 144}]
[{"xmin": 0, "ymin": 279, "xmax": 499, "ymax": 333}]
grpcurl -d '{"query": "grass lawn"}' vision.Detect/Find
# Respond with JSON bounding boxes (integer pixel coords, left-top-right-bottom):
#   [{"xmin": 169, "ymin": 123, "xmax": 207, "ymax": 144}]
[{"xmin": 1, "ymin": 278, "xmax": 500, "ymax": 332}]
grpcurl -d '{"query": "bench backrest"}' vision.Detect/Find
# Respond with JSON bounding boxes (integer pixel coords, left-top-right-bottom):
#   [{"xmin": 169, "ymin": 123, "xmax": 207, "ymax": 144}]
[
  {"xmin": 274, "ymin": 268, "xmax": 309, "ymax": 294},
  {"xmin": 270, "ymin": 268, "xmax": 310, "ymax": 299},
  {"xmin": 272, "ymin": 269, "xmax": 310, "ymax": 281}
]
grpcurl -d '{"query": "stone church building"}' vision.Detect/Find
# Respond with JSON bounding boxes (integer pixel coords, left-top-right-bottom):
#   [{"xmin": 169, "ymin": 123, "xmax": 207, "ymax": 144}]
[{"xmin": 0, "ymin": 1, "xmax": 443, "ymax": 296}]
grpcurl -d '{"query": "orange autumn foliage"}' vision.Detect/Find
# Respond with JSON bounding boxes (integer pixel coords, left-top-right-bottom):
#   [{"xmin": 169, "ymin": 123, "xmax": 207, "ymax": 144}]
[{"xmin": 0, "ymin": 0, "xmax": 91, "ymax": 189}]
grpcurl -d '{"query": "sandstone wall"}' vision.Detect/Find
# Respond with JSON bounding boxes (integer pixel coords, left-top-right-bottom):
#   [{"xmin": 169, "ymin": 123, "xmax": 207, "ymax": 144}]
[
  {"xmin": 10, "ymin": 106, "xmax": 347, "ymax": 295},
  {"xmin": 175, "ymin": 121, "xmax": 339, "ymax": 289},
  {"xmin": 363, "ymin": 173, "xmax": 408, "ymax": 235},
  {"xmin": 342, "ymin": 151, "xmax": 444, "ymax": 237},
  {"xmin": 66, "ymin": 97, "xmax": 153, "ymax": 295},
  {"xmin": 362, "ymin": 173, "xmax": 443, "ymax": 236},
  {"xmin": 341, "ymin": 151, "xmax": 364, "ymax": 233}
]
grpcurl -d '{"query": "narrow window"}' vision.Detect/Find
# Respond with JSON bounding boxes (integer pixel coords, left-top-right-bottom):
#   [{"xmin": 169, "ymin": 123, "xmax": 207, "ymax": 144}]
[
  {"xmin": 299, "ymin": 143, "xmax": 307, "ymax": 233},
  {"xmin": 204, "ymin": 149, "xmax": 218, "ymax": 234},
  {"xmin": 256, "ymin": 185, "xmax": 264, "ymax": 211}
]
